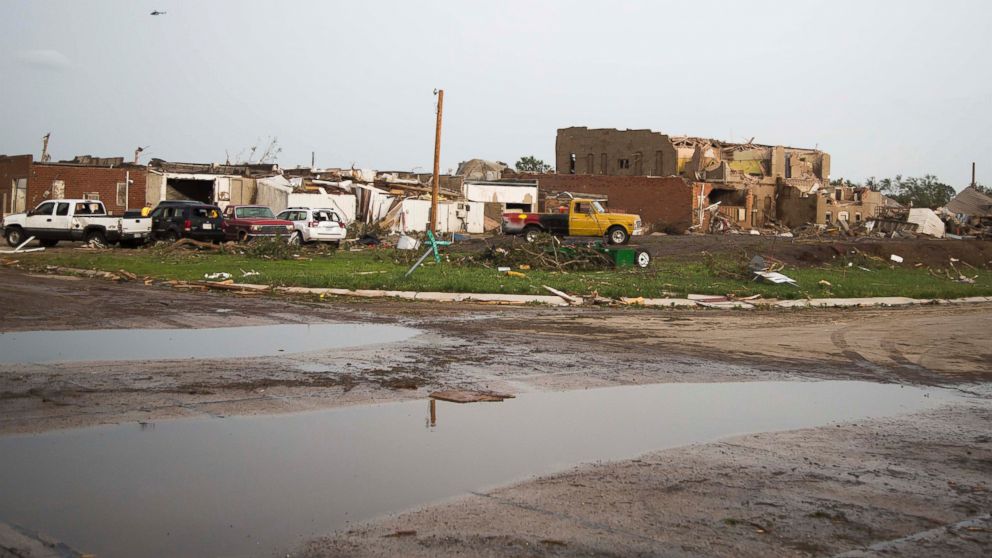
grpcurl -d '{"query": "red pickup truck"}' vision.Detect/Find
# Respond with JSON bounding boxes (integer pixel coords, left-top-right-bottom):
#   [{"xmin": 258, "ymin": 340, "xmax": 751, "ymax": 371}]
[{"xmin": 222, "ymin": 205, "xmax": 295, "ymax": 242}]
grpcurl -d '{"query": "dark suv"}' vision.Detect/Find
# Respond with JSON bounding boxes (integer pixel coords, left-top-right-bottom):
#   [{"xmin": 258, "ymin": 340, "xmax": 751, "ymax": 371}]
[{"xmin": 150, "ymin": 201, "xmax": 225, "ymax": 242}]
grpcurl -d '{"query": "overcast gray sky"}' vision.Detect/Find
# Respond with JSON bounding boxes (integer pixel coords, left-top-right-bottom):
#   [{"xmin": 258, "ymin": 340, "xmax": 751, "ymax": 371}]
[{"xmin": 1, "ymin": 0, "xmax": 989, "ymax": 187}]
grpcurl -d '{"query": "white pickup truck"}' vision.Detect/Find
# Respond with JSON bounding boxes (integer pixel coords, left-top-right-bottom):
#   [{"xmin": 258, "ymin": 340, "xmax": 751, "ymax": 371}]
[{"xmin": 2, "ymin": 199, "xmax": 152, "ymax": 247}]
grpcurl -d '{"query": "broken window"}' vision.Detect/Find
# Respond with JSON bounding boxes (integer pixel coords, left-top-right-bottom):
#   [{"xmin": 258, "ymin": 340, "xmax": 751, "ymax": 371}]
[
  {"xmin": 825, "ymin": 211, "xmax": 832, "ymax": 223},
  {"xmin": 116, "ymin": 182, "xmax": 127, "ymax": 207},
  {"xmin": 618, "ymin": 159, "xmax": 630, "ymax": 170},
  {"xmin": 569, "ymin": 153, "xmax": 576, "ymax": 174},
  {"xmin": 839, "ymin": 211, "xmax": 849, "ymax": 222},
  {"xmin": 83, "ymin": 192, "xmax": 100, "ymax": 201},
  {"xmin": 855, "ymin": 212, "xmax": 862, "ymax": 222}
]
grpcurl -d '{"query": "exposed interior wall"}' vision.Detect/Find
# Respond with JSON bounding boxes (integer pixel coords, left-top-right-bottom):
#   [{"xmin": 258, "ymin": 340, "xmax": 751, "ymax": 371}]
[
  {"xmin": 462, "ymin": 182, "xmax": 537, "ymax": 211},
  {"xmin": 145, "ymin": 173, "xmax": 165, "ymax": 207},
  {"xmin": 165, "ymin": 178, "xmax": 214, "ymax": 204},
  {"xmin": 776, "ymin": 186, "xmax": 818, "ymax": 228}
]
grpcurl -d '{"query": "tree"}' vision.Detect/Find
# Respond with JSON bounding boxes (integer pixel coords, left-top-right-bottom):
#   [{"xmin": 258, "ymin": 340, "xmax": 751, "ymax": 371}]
[
  {"xmin": 974, "ymin": 182, "xmax": 991, "ymax": 195},
  {"xmin": 515, "ymin": 156, "xmax": 552, "ymax": 173},
  {"xmin": 875, "ymin": 175, "xmax": 955, "ymax": 208}
]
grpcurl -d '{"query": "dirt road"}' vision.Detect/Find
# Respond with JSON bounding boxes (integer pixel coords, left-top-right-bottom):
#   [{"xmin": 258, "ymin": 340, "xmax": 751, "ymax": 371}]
[{"xmin": 1, "ymin": 266, "xmax": 990, "ymax": 556}]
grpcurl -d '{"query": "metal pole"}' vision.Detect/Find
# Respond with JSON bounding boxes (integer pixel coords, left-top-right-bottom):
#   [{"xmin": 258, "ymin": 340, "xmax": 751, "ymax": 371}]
[
  {"xmin": 429, "ymin": 89, "xmax": 444, "ymax": 233},
  {"xmin": 124, "ymin": 170, "xmax": 130, "ymax": 211}
]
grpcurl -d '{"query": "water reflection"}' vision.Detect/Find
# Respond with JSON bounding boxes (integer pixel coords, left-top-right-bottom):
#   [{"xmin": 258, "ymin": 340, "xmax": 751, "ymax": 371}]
[{"xmin": 0, "ymin": 380, "xmax": 953, "ymax": 558}]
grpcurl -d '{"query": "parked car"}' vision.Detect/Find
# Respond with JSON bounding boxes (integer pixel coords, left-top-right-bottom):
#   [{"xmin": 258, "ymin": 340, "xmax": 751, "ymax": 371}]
[
  {"xmin": 221, "ymin": 205, "xmax": 295, "ymax": 242},
  {"xmin": 150, "ymin": 201, "xmax": 225, "ymax": 243},
  {"xmin": 2, "ymin": 199, "xmax": 152, "ymax": 247},
  {"xmin": 275, "ymin": 207, "xmax": 347, "ymax": 245}
]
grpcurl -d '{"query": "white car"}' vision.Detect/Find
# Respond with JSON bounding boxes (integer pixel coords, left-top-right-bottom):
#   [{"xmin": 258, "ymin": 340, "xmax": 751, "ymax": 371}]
[{"xmin": 276, "ymin": 207, "xmax": 347, "ymax": 245}]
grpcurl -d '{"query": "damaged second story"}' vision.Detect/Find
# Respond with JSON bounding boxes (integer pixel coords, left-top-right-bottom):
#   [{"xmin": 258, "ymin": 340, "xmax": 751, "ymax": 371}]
[{"xmin": 556, "ymin": 126, "xmax": 830, "ymax": 189}]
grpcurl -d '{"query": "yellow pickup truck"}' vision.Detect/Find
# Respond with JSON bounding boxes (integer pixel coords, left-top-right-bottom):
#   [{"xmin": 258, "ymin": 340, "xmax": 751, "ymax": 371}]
[{"xmin": 502, "ymin": 198, "xmax": 643, "ymax": 244}]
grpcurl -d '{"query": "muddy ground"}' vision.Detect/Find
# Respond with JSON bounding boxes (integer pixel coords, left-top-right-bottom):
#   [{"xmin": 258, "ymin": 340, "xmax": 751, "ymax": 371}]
[{"xmin": 1, "ymin": 265, "xmax": 990, "ymax": 556}]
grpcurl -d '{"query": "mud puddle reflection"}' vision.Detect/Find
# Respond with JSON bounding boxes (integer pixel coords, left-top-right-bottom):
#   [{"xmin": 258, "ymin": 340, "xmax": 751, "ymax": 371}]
[
  {"xmin": 0, "ymin": 381, "xmax": 954, "ymax": 557},
  {"xmin": 0, "ymin": 323, "xmax": 418, "ymax": 363}
]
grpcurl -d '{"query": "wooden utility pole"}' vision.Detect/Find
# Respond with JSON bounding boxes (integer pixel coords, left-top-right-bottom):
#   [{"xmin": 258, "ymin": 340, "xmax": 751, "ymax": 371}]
[
  {"xmin": 972, "ymin": 162, "xmax": 976, "ymax": 188},
  {"xmin": 429, "ymin": 89, "xmax": 444, "ymax": 233}
]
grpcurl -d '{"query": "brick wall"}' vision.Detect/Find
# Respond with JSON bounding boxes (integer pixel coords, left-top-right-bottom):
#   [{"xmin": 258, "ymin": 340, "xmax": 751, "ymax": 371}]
[
  {"xmin": 28, "ymin": 164, "xmax": 147, "ymax": 215},
  {"xmin": 0, "ymin": 154, "xmax": 33, "ymax": 215},
  {"xmin": 510, "ymin": 172, "xmax": 694, "ymax": 232}
]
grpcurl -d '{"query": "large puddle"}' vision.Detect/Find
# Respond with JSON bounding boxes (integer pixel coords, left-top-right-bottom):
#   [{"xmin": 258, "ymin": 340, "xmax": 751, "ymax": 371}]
[
  {"xmin": 0, "ymin": 381, "xmax": 953, "ymax": 557},
  {"xmin": 0, "ymin": 323, "xmax": 419, "ymax": 363}
]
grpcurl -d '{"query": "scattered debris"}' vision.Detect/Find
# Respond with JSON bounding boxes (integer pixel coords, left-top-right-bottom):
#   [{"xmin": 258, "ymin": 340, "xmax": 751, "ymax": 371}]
[
  {"xmin": 543, "ymin": 285, "xmax": 581, "ymax": 305},
  {"xmin": 429, "ymin": 390, "xmax": 515, "ymax": 403},
  {"xmin": 754, "ymin": 270, "xmax": 798, "ymax": 286},
  {"xmin": 890, "ymin": 254, "xmax": 904, "ymax": 263},
  {"xmin": 396, "ymin": 235, "xmax": 421, "ymax": 251},
  {"xmin": 0, "ymin": 236, "xmax": 44, "ymax": 254},
  {"xmin": 204, "ymin": 272, "xmax": 232, "ymax": 280}
]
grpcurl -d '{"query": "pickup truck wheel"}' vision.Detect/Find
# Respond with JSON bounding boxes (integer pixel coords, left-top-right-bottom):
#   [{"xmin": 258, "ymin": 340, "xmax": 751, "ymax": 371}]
[
  {"xmin": 161, "ymin": 230, "xmax": 179, "ymax": 243},
  {"xmin": 84, "ymin": 229, "xmax": 107, "ymax": 247},
  {"xmin": 288, "ymin": 231, "xmax": 302, "ymax": 246},
  {"xmin": 40, "ymin": 239, "xmax": 59, "ymax": 248},
  {"xmin": 523, "ymin": 225, "xmax": 543, "ymax": 243},
  {"xmin": 237, "ymin": 231, "xmax": 249, "ymax": 243},
  {"xmin": 5, "ymin": 227, "xmax": 25, "ymax": 247},
  {"xmin": 635, "ymin": 250, "xmax": 651, "ymax": 268},
  {"xmin": 606, "ymin": 226, "xmax": 630, "ymax": 245}
]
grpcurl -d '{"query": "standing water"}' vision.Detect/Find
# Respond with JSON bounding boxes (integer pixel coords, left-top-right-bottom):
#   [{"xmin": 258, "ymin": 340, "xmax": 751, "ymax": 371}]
[
  {"xmin": 0, "ymin": 323, "xmax": 419, "ymax": 363},
  {"xmin": 0, "ymin": 380, "xmax": 954, "ymax": 557}
]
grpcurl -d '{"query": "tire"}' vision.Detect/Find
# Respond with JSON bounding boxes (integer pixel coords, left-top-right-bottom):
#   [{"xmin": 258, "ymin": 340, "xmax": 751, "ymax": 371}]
[
  {"xmin": 606, "ymin": 226, "xmax": 630, "ymax": 245},
  {"xmin": 237, "ymin": 230, "xmax": 249, "ymax": 243},
  {"xmin": 84, "ymin": 229, "xmax": 107, "ymax": 246},
  {"xmin": 288, "ymin": 231, "xmax": 302, "ymax": 246},
  {"xmin": 523, "ymin": 225, "xmax": 543, "ymax": 243},
  {"xmin": 40, "ymin": 239, "xmax": 59, "ymax": 248},
  {"xmin": 5, "ymin": 227, "xmax": 25, "ymax": 247},
  {"xmin": 635, "ymin": 249, "xmax": 651, "ymax": 268}
]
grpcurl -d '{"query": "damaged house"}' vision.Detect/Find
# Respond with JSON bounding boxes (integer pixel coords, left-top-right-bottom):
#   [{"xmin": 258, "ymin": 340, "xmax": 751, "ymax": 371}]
[
  {"xmin": 553, "ymin": 127, "xmax": 832, "ymax": 232},
  {"xmin": 777, "ymin": 184, "xmax": 899, "ymax": 229},
  {"xmin": 145, "ymin": 159, "xmax": 282, "ymax": 210}
]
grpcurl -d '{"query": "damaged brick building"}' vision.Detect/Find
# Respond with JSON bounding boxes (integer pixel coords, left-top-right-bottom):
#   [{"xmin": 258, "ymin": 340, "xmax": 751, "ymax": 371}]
[
  {"xmin": 553, "ymin": 127, "xmax": 835, "ymax": 231},
  {"xmin": 1, "ymin": 154, "xmax": 147, "ymax": 216}
]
